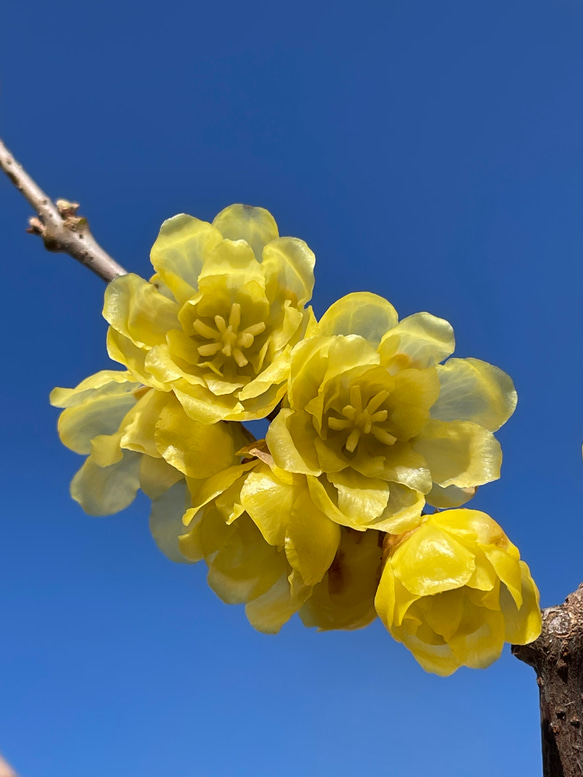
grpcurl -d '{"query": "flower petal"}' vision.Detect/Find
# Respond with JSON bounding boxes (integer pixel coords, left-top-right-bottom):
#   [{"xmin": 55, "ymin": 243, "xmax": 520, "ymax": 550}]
[
  {"xmin": 150, "ymin": 214, "xmax": 223, "ymax": 304},
  {"xmin": 70, "ymin": 451, "xmax": 141, "ymax": 516},
  {"xmin": 149, "ymin": 481, "xmax": 193, "ymax": 564},
  {"xmin": 430, "ymin": 358, "xmax": 517, "ymax": 432},
  {"xmin": 262, "ymin": 237, "xmax": 315, "ymax": 306},
  {"xmin": 300, "ymin": 528, "xmax": 382, "ymax": 631},
  {"xmin": 412, "ymin": 419, "xmax": 502, "ymax": 488},
  {"xmin": 391, "ymin": 522, "xmax": 476, "ymax": 596},
  {"xmin": 379, "ymin": 312, "xmax": 455, "ymax": 369},
  {"xmin": 103, "ymin": 273, "xmax": 180, "ymax": 348},
  {"xmin": 212, "ymin": 204, "xmax": 279, "ymax": 262},
  {"xmin": 285, "ymin": 488, "xmax": 341, "ymax": 585},
  {"xmin": 318, "ymin": 292, "xmax": 398, "ymax": 346}
]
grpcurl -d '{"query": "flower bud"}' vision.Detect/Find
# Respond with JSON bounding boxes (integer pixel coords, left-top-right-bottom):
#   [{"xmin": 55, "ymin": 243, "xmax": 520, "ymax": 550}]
[{"xmin": 375, "ymin": 509, "xmax": 541, "ymax": 675}]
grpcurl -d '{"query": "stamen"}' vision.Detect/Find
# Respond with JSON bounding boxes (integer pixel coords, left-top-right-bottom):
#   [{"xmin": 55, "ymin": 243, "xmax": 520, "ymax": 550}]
[
  {"xmin": 366, "ymin": 390, "xmax": 389, "ymax": 415},
  {"xmin": 345, "ymin": 428, "xmax": 361, "ymax": 453},
  {"xmin": 229, "ymin": 303, "xmax": 241, "ymax": 329},
  {"xmin": 198, "ymin": 343, "xmax": 222, "ymax": 356},
  {"xmin": 349, "ymin": 384, "xmax": 362, "ymax": 411},
  {"xmin": 233, "ymin": 349, "xmax": 249, "ymax": 368},
  {"xmin": 328, "ymin": 417, "xmax": 352, "ymax": 431},
  {"xmin": 243, "ymin": 322, "xmax": 266, "ymax": 337},
  {"xmin": 214, "ymin": 315, "xmax": 227, "ymax": 333},
  {"xmin": 372, "ymin": 428, "xmax": 397, "ymax": 445},
  {"xmin": 193, "ymin": 319, "xmax": 220, "ymax": 339}
]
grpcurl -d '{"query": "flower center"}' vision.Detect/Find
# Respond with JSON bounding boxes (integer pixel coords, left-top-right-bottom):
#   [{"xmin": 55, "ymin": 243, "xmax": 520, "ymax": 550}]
[
  {"xmin": 192, "ymin": 303, "xmax": 266, "ymax": 369},
  {"xmin": 327, "ymin": 384, "xmax": 396, "ymax": 452}
]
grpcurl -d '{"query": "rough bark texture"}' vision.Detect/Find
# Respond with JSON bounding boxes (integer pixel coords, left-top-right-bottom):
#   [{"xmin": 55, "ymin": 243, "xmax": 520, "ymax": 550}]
[{"xmin": 513, "ymin": 584, "xmax": 583, "ymax": 777}]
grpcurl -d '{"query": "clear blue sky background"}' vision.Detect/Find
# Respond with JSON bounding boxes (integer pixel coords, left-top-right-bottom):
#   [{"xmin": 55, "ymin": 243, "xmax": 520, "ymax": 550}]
[{"xmin": 1, "ymin": 1, "xmax": 582, "ymax": 774}]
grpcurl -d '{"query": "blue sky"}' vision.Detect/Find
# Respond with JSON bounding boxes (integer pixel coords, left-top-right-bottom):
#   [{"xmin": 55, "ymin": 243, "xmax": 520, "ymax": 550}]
[{"xmin": 2, "ymin": 0, "xmax": 583, "ymax": 774}]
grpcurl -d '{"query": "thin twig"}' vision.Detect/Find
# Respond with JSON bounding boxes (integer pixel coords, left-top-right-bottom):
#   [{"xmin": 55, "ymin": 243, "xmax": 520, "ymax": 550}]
[
  {"xmin": 0, "ymin": 754, "xmax": 18, "ymax": 777},
  {"xmin": 0, "ymin": 136, "xmax": 127, "ymax": 282}
]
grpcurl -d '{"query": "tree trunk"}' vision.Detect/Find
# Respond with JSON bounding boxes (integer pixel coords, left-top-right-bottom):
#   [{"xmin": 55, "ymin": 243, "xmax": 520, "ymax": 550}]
[{"xmin": 513, "ymin": 583, "xmax": 583, "ymax": 777}]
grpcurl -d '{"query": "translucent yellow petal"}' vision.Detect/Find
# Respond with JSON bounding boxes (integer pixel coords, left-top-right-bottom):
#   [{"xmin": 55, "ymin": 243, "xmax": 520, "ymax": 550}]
[
  {"xmin": 119, "ymin": 390, "xmax": 169, "ymax": 459},
  {"xmin": 197, "ymin": 239, "xmax": 265, "ymax": 290},
  {"xmin": 300, "ymin": 528, "xmax": 382, "ymax": 631},
  {"xmin": 70, "ymin": 451, "xmax": 141, "ymax": 516},
  {"xmin": 150, "ymin": 214, "xmax": 223, "ymax": 304},
  {"xmin": 103, "ymin": 273, "xmax": 180, "ymax": 348},
  {"xmin": 326, "ymin": 470, "xmax": 390, "ymax": 524},
  {"xmin": 212, "ymin": 204, "xmax": 279, "ymax": 262},
  {"xmin": 385, "ymin": 367, "xmax": 440, "ymax": 440},
  {"xmin": 426, "ymin": 483, "xmax": 477, "ymax": 509},
  {"xmin": 106, "ymin": 329, "xmax": 168, "ymax": 389},
  {"xmin": 398, "ymin": 632, "xmax": 461, "ymax": 676},
  {"xmin": 262, "ymin": 237, "xmax": 315, "ymax": 306},
  {"xmin": 149, "ymin": 481, "xmax": 194, "ymax": 564},
  {"xmin": 287, "ymin": 336, "xmax": 332, "ymax": 412},
  {"xmin": 378, "ymin": 312, "xmax": 455, "ymax": 370},
  {"xmin": 372, "ymin": 483, "xmax": 426, "ymax": 534},
  {"xmin": 90, "ymin": 432, "xmax": 124, "ymax": 467},
  {"xmin": 318, "ymin": 292, "xmax": 398, "ymax": 346},
  {"xmin": 206, "ymin": 516, "xmax": 286, "ymax": 605},
  {"xmin": 267, "ymin": 408, "xmax": 322, "ymax": 475},
  {"xmin": 239, "ymin": 468, "xmax": 292, "ymax": 547},
  {"xmin": 483, "ymin": 547, "xmax": 523, "ymax": 608},
  {"xmin": 375, "ymin": 564, "xmax": 420, "ymax": 630},
  {"xmin": 245, "ymin": 569, "xmax": 312, "ymax": 634},
  {"xmin": 430, "ymin": 358, "xmax": 517, "ymax": 432},
  {"xmin": 50, "ymin": 370, "xmax": 139, "ymax": 408},
  {"xmin": 139, "ymin": 455, "xmax": 183, "ymax": 500},
  {"xmin": 177, "ymin": 509, "xmax": 205, "ymax": 562},
  {"xmin": 447, "ymin": 595, "xmax": 506, "ymax": 669},
  {"xmin": 186, "ymin": 461, "xmax": 256, "ymax": 519},
  {"xmin": 501, "ymin": 561, "xmax": 542, "ymax": 644},
  {"xmin": 154, "ymin": 393, "xmax": 237, "ymax": 478},
  {"xmin": 238, "ymin": 349, "xmax": 290, "ymax": 402},
  {"xmin": 172, "ymin": 383, "xmax": 242, "ymax": 424},
  {"xmin": 412, "ymin": 419, "xmax": 502, "ymax": 488},
  {"xmin": 57, "ymin": 391, "xmax": 137, "ymax": 455},
  {"xmin": 420, "ymin": 589, "xmax": 465, "ymax": 641},
  {"xmin": 391, "ymin": 522, "xmax": 476, "ymax": 596},
  {"xmin": 285, "ymin": 488, "xmax": 341, "ymax": 585}
]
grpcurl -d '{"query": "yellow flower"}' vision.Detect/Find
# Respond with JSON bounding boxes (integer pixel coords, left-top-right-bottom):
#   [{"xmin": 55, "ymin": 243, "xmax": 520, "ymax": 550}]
[
  {"xmin": 374, "ymin": 509, "xmax": 541, "ymax": 675},
  {"xmin": 177, "ymin": 461, "xmax": 314, "ymax": 633},
  {"xmin": 50, "ymin": 371, "xmax": 248, "ymax": 516},
  {"xmin": 103, "ymin": 204, "xmax": 316, "ymax": 423},
  {"xmin": 267, "ymin": 292, "xmax": 516, "ymax": 534},
  {"xmin": 299, "ymin": 527, "xmax": 383, "ymax": 631}
]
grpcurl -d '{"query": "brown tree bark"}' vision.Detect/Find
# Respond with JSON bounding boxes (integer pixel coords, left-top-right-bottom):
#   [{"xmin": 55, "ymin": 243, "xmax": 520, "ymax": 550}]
[{"xmin": 513, "ymin": 584, "xmax": 583, "ymax": 777}]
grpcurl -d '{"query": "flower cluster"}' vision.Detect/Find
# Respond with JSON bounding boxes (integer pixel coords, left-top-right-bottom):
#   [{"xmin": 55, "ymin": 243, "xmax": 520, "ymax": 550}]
[{"xmin": 52, "ymin": 204, "xmax": 541, "ymax": 674}]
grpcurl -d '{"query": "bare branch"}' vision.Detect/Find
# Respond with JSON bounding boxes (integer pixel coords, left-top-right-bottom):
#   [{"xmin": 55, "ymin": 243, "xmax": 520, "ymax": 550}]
[
  {"xmin": 0, "ymin": 136, "xmax": 127, "ymax": 283},
  {"xmin": 513, "ymin": 584, "xmax": 583, "ymax": 777},
  {"xmin": 0, "ymin": 754, "xmax": 18, "ymax": 777}
]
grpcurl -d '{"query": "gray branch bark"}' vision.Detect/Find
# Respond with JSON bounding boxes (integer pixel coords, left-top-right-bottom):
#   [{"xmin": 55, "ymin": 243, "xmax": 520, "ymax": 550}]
[
  {"xmin": 0, "ymin": 137, "xmax": 126, "ymax": 282},
  {"xmin": 513, "ymin": 584, "xmax": 583, "ymax": 777}
]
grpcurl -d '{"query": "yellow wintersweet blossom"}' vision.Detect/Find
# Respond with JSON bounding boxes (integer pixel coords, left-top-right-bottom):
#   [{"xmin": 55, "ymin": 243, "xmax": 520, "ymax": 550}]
[
  {"xmin": 103, "ymin": 204, "xmax": 316, "ymax": 423},
  {"xmin": 299, "ymin": 527, "xmax": 383, "ymax": 631},
  {"xmin": 50, "ymin": 370, "xmax": 249, "ymax": 516},
  {"xmin": 176, "ymin": 460, "xmax": 314, "ymax": 633},
  {"xmin": 267, "ymin": 292, "xmax": 516, "ymax": 534},
  {"xmin": 374, "ymin": 509, "xmax": 541, "ymax": 676}
]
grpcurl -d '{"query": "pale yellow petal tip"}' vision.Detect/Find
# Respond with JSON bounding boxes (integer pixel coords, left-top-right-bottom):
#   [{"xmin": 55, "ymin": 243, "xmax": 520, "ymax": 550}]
[{"xmin": 376, "ymin": 508, "xmax": 541, "ymax": 674}]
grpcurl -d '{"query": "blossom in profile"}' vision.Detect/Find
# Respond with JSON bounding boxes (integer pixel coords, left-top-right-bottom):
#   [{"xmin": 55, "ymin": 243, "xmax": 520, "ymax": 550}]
[
  {"xmin": 267, "ymin": 292, "xmax": 516, "ymax": 534},
  {"xmin": 50, "ymin": 370, "xmax": 248, "ymax": 515},
  {"xmin": 374, "ymin": 509, "xmax": 541, "ymax": 675},
  {"xmin": 299, "ymin": 527, "xmax": 383, "ymax": 631},
  {"xmin": 103, "ymin": 204, "xmax": 316, "ymax": 423}
]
